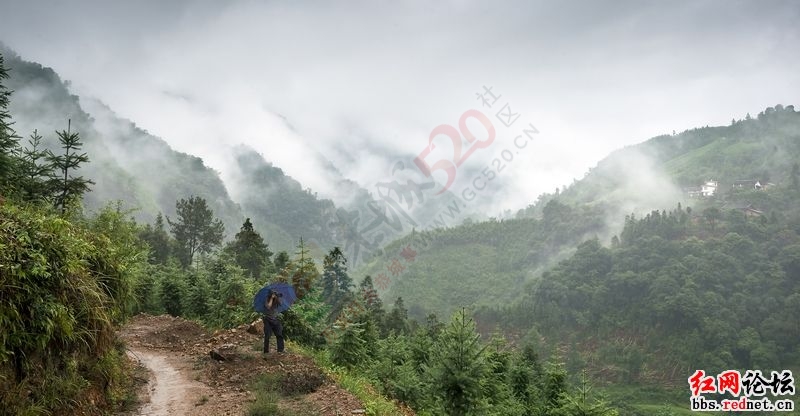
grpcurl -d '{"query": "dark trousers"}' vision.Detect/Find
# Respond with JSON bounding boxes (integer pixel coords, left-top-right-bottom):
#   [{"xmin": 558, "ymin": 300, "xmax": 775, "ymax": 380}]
[{"xmin": 263, "ymin": 316, "xmax": 284, "ymax": 352}]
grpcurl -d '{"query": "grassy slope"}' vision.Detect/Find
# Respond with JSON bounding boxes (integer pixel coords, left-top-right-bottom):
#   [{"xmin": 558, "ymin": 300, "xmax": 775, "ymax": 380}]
[{"xmin": 357, "ymin": 212, "xmax": 603, "ymax": 318}]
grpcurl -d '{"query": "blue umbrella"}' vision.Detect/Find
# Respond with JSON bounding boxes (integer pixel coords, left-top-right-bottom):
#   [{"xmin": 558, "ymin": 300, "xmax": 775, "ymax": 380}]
[{"xmin": 253, "ymin": 282, "xmax": 297, "ymax": 314}]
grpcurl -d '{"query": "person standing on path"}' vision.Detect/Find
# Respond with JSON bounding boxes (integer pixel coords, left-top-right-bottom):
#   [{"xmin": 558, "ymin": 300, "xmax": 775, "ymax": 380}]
[{"xmin": 262, "ymin": 290, "xmax": 285, "ymax": 353}]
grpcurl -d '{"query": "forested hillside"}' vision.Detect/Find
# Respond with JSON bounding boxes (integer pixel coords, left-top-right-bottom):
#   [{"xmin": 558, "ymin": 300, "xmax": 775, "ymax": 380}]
[
  {"xmin": 482, "ymin": 200, "xmax": 800, "ymax": 380},
  {"xmin": 359, "ymin": 200, "xmax": 607, "ymax": 317},
  {"xmin": 519, "ymin": 105, "xmax": 800, "ymax": 219},
  {"xmin": 368, "ymin": 105, "xmax": 800, "ymax": 318},
  {"xmin": 347, "ymin": 106, "xmax": 800, "ymax": 414},
  {"xmin": 351, "ymin": 105, "xmax": 800, "ymax": 413},
  {"xmin": 0, "ymin": 45, "xmax": 379, "ymax": 253},
  {"xmin": 0, "ymin": 45, "xmax": 244, "ymax": 233},
  {"xmin": 227, "ymin": 146, "xmax": 343, "ymax": 252}
]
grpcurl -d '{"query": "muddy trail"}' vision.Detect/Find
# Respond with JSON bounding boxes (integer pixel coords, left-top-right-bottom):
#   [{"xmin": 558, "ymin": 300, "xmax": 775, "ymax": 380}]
[{"xmin": 119, "ymin": 314, "xmax": 365, "ymax": 416}]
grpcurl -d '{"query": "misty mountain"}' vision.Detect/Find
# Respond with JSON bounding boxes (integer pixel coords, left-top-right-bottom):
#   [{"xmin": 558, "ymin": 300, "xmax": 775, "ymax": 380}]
[
  {"xmin": 224, "ymin": 145, "xmax": 341, "ymax": 252},
  {"xmin": 1, "ymin": 45, "xmax": 245, "ymax": 235},
  {"xmin": 3, "ymin": 45, "xmax": 471, "ymax": 257},
  {"xmin": 481, "ymin": 114, "xmax": 800, "ymax": 382},
  {"xmin": 365, "ymin": 105, "xmax": 800, "ymax": 320},
  {"xmin": 519, "ymin": 105, "xmax": 800, "ymax": 222},
  {"xmin": 352, "ymin": 105, "xmax": 800, "ymax": 394}
]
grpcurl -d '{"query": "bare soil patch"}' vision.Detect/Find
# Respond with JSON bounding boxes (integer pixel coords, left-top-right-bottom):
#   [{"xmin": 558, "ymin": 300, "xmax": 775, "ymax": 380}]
[{"xmin": 119, "ymin": 313, "xmax": 366, "ymax": 415}]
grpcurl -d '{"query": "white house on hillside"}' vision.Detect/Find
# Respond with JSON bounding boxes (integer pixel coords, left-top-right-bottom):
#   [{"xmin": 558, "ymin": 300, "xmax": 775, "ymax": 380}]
[
  {"xmin": 732, "ymin": 180, "xmax": 774, "ymax": 190},
  {"xmin": 701, "ymin": 180, "xmax": 718, "ymax": 197},
  {"xmin": 684, "ymin": 180, "xmax": 718, "ymax": 198}
]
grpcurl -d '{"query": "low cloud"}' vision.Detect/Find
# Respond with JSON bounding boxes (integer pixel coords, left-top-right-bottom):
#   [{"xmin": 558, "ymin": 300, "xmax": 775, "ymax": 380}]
[{"xmin": 0, "ymin": 0, "xmax": 798, "ymax": 216}]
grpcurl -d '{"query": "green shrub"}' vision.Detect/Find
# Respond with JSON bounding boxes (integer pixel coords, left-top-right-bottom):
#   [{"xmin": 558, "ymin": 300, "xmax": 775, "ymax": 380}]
[
  {"xmin": 0, "ymin": 203, "xmax": 144, "ymax": 414},
  {"xmin": 184, "ymin": 272, "xmax": 211, "ymax": 320},
  {"xmin": 330, "ymin": 321, "xmax": 368, "ymax": 369},
  {"xmin": 159, "ymin": 272, "xmax": 185, "ymax": 317}
]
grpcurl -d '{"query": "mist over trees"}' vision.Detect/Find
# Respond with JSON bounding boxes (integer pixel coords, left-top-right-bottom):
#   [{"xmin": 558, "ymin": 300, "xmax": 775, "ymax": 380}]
[
  {"xmin": 3, "ymin": 40, "xmax": 800, "ymax": 415},
  {"xmin": 477, "ymin": 185, "xmax": 800, "ymax": 382},
  {"xmin": 0, "ymin": 45, "xmax": 321, "ymax": 253},
  {"xmin": 353, "ymin": 103, "xmax": 800, "ymax": 413}
]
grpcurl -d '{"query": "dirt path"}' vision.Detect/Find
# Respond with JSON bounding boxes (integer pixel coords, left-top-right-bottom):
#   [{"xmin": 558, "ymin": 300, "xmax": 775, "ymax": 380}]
[
  {"xmin": 119, "ymin": 313, "xmax": 367, "ymax": 416},
  {"xmin": 120, "ymin": 315, "xmax": 241, "ymax": 416},
  {"xmin": 126, "ymin": 348, "xmax": 210, "ymax": 415}
]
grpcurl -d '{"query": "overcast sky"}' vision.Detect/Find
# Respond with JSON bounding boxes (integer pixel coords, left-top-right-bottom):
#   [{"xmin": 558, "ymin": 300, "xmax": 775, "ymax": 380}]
[{"xmin": 1, "ymin": 0, "xmax": 798, "ymax": 215}]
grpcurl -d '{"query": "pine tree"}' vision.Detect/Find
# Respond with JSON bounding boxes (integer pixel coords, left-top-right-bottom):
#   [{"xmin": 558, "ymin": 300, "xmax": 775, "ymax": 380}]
[
  {"xmin": 553, "ymin": 370, "xmax": 618, "ymax": 416},
  {"xmin": 379, "ymin": 334, "xmax": 425, "ymax": 407},
  {"xmin": 167, "ymin": 196, "xmax": 224, "ymax": 267},
  {"xmin": 359, "ymin": 275, "xmax": 385, "ymax": 323},
  {"xmin": 384, "ymin": 297, "xmax": 410, "ymax": 335},
  {"xmin": 321, "ymin": 250, "xmax": 338, "ymax": 301},
  {"xmin": 290, "ymin": 237, "xmax": 319, "ymax": 299},
  {"xmin": 542, "ymin": 362, "xmax": 568, "ymax": 411},
  {"xmin": 483, "ymin": 335, "xmax": 515, "ymax": 410},
  {"xmin": 509, "ymin": 352, "xmax": 533, "ymax": 406},
  {"xmin": 322, "ymin": 247, "xmax": 353, "ymax": 321},
  {"xmin": 409, "ymin": 322, "xmax": 435, "ymax": 376},
  {"xmin": 273, "ymin": 251, "xmax": 290, "ymax": 274},
  {"xmin": 225, "ymin": 218, "xmax": 273, "ymax": 279},
  {"xmin": 0, "ymin": 54, "xmax": 20, "ymax": 195},
  {"xmin": 17, "ymin": 130, "xmax": 54, "ymax": 202},
  {"xmin": 140, "ymin": 213, "xmax": 172, "ymax": 264},
  {"xmin": 47, "ymin": 120, "xmax": 93, "ymax": 213},
  {"xmin": 349, "ymin": 298, "xmax": 380, "ymax": 358},
  {"xmin": 432, "ymin": 308, "xmax": 488, "ymax": 416},
  {"xmin": 330, "ymin": 320, "xmax": 367, "ymax": 368}
]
